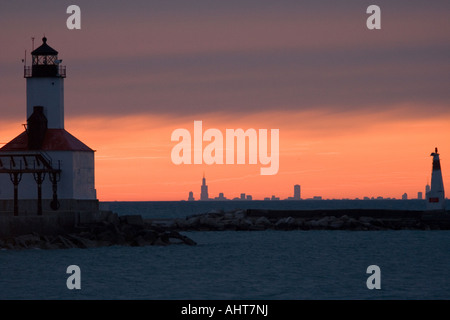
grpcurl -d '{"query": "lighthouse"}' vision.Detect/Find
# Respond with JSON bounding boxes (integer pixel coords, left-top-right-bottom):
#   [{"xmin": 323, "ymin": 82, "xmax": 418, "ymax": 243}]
[
  {"xmin": 426, "ymin": 148, "xmax": 446, "ymax": 212},
  {"xmin": 0, "ymin": 37, "xmax": 97, "ymax": 215}
]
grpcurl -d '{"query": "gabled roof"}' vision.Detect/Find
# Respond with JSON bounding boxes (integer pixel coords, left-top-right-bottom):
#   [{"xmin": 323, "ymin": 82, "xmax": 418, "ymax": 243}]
[
  {"xmin": 0, "ymin": 129, "xmax": 93, "ymax": 152},
  {"xmin": 31, "ymin": 37, "xmax": 58, "ymax": 56}
]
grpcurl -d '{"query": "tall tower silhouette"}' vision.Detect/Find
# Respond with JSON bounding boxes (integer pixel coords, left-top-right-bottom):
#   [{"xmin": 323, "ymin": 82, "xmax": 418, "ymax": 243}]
[
  {"xmin": 294, "ymin": 184, "xmax": 301, "ymax": 200},
  {"xmin": 200, "ymin": 174, "xmax": 209, "ymax": 201},
  {"xmin": 426, "ymin": 147, "xmax": 446, "ymax": 212}
]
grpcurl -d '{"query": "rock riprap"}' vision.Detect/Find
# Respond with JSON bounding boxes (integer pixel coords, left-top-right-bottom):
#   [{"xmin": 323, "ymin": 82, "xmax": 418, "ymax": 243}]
[
  {"xmin": 4, "ymin": 208, "xmax": 449, "ymax": 250},
  {"xmin": 147, "ymin": 208, "xmax": 449, "ymax": 231},
  {"xmin": 0, "ymin": 213, "xmax": 196, "ymax": 250}
]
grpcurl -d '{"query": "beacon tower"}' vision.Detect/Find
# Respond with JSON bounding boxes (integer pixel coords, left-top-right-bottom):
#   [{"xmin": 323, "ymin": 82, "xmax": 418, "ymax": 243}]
[
  {"xmin": 426, "ymin": 148, "xmax": 446, "ymax": 212},
  {"xmin": 0, "ymin": 37, "xmax": 97, "ymax": 215}
]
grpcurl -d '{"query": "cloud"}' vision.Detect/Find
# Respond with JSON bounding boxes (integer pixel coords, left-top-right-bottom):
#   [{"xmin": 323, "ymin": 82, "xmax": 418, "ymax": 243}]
[
  {"xmin": 1, "ymin": 0, "xmax": 449, "ymax": 121},
  {"xmin": 62, "ymin": 42, "xmax": 449, "ymax": 118}
]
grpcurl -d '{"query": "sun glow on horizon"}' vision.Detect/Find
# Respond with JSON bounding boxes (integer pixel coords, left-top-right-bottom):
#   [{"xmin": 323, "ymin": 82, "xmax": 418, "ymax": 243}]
[{"xmin": 2, "ymin": 108, "xmax": 447, "ymax": 201}]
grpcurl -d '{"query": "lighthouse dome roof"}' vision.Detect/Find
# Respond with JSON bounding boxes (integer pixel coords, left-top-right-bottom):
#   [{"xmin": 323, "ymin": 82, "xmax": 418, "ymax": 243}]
[
  {"xmin": 0, "ymin": 129, "xmax": 93, "ymax": 152},
  {"xmin": 31, "ymin": 37, "xmax": 58, "ymax": 56}
]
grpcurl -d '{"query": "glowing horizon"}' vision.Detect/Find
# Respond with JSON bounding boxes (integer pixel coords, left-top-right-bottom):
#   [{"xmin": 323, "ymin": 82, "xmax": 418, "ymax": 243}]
[{"xmin": 2, "ymin": 108, "xmax": 448, "ymax": 201}]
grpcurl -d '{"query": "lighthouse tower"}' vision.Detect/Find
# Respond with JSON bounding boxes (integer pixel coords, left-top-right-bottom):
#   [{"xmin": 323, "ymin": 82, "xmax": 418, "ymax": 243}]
[
  {"xmin": 0, "ymin": 37, "xmax": 97, "ymax": 215},
  {"xmin": 26, "ymin": 37, "xmax": 65, "ymax": 129},
  {"xmin": 426, "ymin": 148, "xmax": 446, "ymax": 212}
]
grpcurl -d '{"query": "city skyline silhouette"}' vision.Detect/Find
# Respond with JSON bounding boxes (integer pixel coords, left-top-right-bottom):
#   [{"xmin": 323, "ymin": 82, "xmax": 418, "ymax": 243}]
[{"xmin": 186, "ymin": 174, "xmax": 440, "ymax": 202}]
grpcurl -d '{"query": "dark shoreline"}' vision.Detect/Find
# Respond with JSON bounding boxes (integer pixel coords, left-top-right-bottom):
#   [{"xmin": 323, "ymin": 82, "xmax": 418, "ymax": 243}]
[
  {"xmin": 148, "ymin": 208, "xmax": 450, "ymax": 231},
  {"xmin": 2, "ymin": 208, "xmax": 449, "ymax": 250},
  {"xmin": 0, "ymin": 213, "xmax": 197, "ymax": 250}
]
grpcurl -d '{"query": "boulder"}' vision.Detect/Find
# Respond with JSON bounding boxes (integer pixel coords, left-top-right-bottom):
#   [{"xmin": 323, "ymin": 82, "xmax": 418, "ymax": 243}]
[
  {"xmin": 234, "ymin": 210, "xmax": 247, "ymax": 220},
  {"xmin": 122, "ymin": 215, "xmax": 144, "ymax": 227},
  {"xmin": 185, "ymin": 216, "xmax": 201, "ymax": 229},
  {"xmin": 67, "ymin": 234, "xmax": 98, "ymax": 249},
  {"xmin": 13, "ymin": 234, "xmax": 42, "ymax": 248},
  {"xmin": 141, "ymin": 230, "xmax": 158, "ymax": 243},
  {"xmin": 207, "ymin": 209, "xmax": 224, "ymax": 215},
  {"xmin": 344, "ymin": 217, "xmax": 360, "ymax": 229},
  {"xmin": 329, "ymin": 220, "xmax": 345, "ymax": 229},
  {"xmin": 57, "ymin": 235, "xmax": 77, "ymax": 249},
  {"xmin": 153, "ymin": 237, "xmax": 170, "ymax": 246},
  {"xmin": 223, "ymin": 212, "xmax": 235, "ymax": 220},
  {"xmin": 173, "ymin": 219, "xmax": 187, "ymax": 229},
  {"xmin": 97, "ymin": 229, "xmax": 115, "ymax": 241},
  {"xmin": 237, "ymin": 218, "xmax": 254, "ymax": 230},
  {"xmin": 200, "ymin": 216, "xmax": 224, "ymax": 230},
  {"xmin": 275, "ymin": 216, "xmax": 297, "ymax": 229},
  {"xmin": 254, "ymin": 216, "xmax": 272, "ymax": 228},
  {"xmin": 305, "ymin": 219, "xmax": 318, "ymax": 228},
  {"xmin": 166, "ymin": 231, "xmax": 197, "ymax": 246},
  {"xmin": 130, "ymin": 236, "xmax": 147, "ymax": 247},
  {"xmin": 317, "ymin": 216, "xmax": 332, "ymax": 226},
  {"xmin": 106, "ymin": 212, "xmax": 120, "ymax": 225},
  {"xmin": 358, "ymin": 216, "xmax": 374, "ymax": 224}
]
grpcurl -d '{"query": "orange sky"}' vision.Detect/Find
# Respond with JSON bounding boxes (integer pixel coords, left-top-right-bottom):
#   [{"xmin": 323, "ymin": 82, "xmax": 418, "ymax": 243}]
[
  {"xmin": 71, "ymin": 110, "xmax": 450, "ymax": 201},
  {"xmin": 2, "ymin": 108, "xmax": 447, "ymax": 201}
]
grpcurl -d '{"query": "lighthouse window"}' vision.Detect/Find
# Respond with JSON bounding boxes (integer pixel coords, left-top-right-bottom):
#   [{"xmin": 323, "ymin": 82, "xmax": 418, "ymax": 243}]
[{"xmin": 35, "ymin": 55, "xmax": 57, "ymax": 65}]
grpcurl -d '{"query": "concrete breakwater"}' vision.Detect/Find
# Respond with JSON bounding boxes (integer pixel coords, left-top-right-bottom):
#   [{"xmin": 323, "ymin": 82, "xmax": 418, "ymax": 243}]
[
  {"xmin": 0, "ymin": 211, "xmax": 196, "ymax": 250},
  {"xmin": 148, "ymin": 208, "xmax": 450, "ymax": 231}
]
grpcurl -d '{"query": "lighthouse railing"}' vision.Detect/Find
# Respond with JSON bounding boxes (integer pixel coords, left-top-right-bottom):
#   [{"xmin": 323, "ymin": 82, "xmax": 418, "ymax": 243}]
[
  {"xmin": 24, "ymin": 65, "xmax": 66, "ymax": 78},
  {"xmin": 23, "ymin": 66, "xmax": 32, "ymax": 78}
]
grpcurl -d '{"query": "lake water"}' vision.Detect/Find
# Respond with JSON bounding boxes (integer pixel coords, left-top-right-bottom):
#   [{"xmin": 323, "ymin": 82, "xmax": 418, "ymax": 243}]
[{"xmin": 1, "ymin": 200, "xmax": 449, "ymax": 300}]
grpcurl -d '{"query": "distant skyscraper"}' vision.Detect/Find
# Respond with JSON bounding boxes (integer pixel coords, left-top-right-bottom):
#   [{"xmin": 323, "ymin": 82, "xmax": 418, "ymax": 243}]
[
  {"xmin": 294, "ymin": 184, "xmax": 301, "ymax": 200},
  {"xmin": 425, "ymin": 184, "xmax": 431, "ymax": 197},
  {"xmin": 200, "ymin": 174, "xmax": 209, "ymax": 201},
  {"xmin": 240, "ymin": 193, "xmax": 246, "ymax": 200},
  {"xmin": 418, "ymin": 192, "xmax": 423, "ymax": 200},
  {"xmin": 402, "ymin": 193, "xmax": 408, "ymax": 200},
  {"xmin": 188, "ymin": 191, "xmax": 195, "ymax": 201},
  {"xmin": 215, "ymin": 192, "xmax": 226, "ymax": 200}
]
